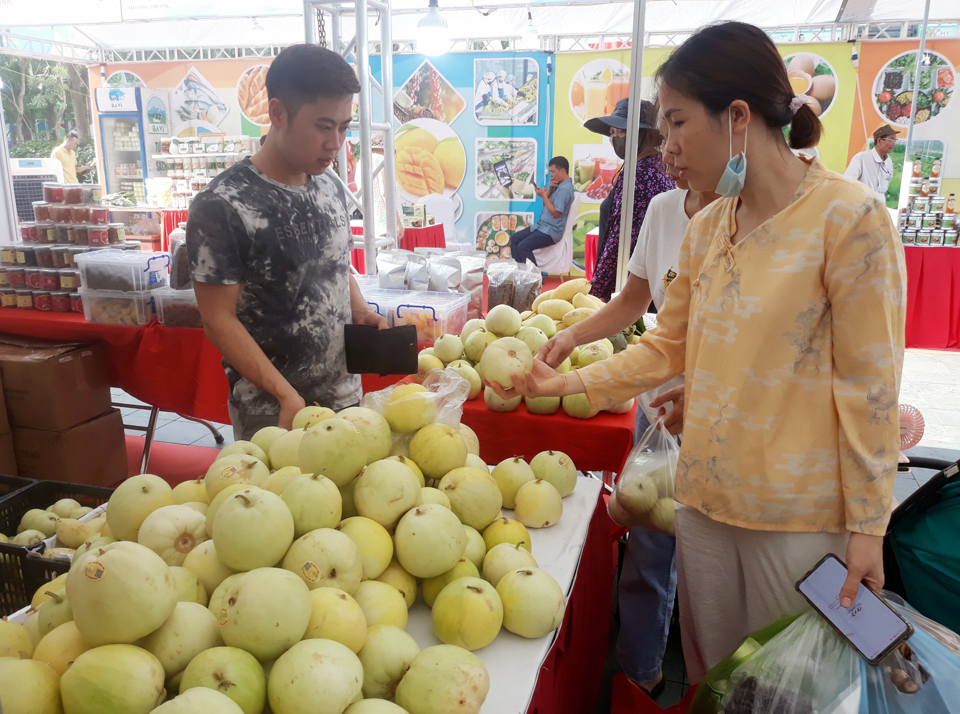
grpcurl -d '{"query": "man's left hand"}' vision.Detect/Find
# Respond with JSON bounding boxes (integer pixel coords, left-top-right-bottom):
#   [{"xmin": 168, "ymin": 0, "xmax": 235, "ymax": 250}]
[
  {"xmin": 649, "ymin": 385, "xmax": 685, "ymax": 435},
  {"xmin": 354, "ymin": 309, "xmax": 388, "ymax": 330},
  {"xmin": 534, "ymin": 185, "xmax": 548, "ymax": 199}
]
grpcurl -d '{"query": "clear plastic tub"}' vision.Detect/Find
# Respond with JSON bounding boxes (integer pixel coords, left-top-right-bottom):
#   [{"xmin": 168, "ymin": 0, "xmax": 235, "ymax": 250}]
[
  {"xmin": 392, "ymin": 291, "xmax": 470, "ymax": 344},
  {"xmin": 155, "ymin": 287, "xmax": 203, "ymax": 328},
  {"xmin": 79, "ymin": 287, "xmax": 156, "ymax": 326},
  {"xmin": 361, "ymin": 288, "xmax": 411, "ymax": 325},
  {"xmin": 75, "ymin": 249, "xmax": 170, "ymax": 292},
  {"xmin": 354, "ymin": 274, "xmax": 381, "ymax": 291}
]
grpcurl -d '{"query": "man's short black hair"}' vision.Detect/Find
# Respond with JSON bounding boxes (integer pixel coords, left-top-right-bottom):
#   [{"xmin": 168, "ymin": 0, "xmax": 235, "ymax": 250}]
[
  {"xmin": 548, "ymin": 156, "xmax": 569, "ymax": 173},
  {"xmin": 266, "ymin": 44, "xmax": 361, "ymax": 118},
  {"xmin": 66, "ymin": 130, "xmax": 79, "ymax": 140}
]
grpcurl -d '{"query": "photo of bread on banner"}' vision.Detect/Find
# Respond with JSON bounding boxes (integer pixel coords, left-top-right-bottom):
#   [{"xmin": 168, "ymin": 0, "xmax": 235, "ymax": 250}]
[{"xmin": 238, "ymin": 65, "xmax": 270, "ymax": 125}]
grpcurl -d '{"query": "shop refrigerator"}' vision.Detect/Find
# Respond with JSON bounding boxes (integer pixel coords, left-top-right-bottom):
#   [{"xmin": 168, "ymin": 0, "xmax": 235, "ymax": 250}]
[{"xmin": 94, "ymin": 87, "xmax": 170, "ymax": 204}]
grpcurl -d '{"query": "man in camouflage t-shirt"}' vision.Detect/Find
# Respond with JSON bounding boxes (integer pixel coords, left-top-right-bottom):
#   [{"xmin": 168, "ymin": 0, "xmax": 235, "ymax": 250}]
[{"xmin": 187, "ymin": 45, "xmax": 386, "ymax": 439}]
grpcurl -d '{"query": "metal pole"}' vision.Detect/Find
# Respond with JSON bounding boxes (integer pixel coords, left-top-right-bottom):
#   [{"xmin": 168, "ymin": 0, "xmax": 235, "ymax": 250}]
[
  {"xmin": 331, "ymin": 7, "xmax": 350, "ymax": 187},
  {"xmin": 381, "ymin": 0, "xmax": 398, "ymax": 248},
  {"xmin": 303, "ymin": 0, "xmax": 317, "ymax": 44},
  {"xmin": 904, "ymin": 0, "xmax": 931, "ymax": 152},
  {"xmin": 355, "ymin": 0, "xmax": 378, "ymax": 274},
  {"xmin": 614, "ymin": 0, "xmax": 647, "ymax": 293}
]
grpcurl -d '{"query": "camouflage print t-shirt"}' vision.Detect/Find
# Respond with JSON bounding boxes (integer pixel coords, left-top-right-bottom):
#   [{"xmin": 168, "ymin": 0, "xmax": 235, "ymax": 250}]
[{"xmin": 186, "ymin": 158, "xmax": 360, "ymax": 416}]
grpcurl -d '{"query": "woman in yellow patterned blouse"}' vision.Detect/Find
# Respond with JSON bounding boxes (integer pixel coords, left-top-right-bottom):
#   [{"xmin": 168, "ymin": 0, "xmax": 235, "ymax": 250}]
[{"xmin": 486, "ymin": 22, "xmax": 906, "ymax": 680}]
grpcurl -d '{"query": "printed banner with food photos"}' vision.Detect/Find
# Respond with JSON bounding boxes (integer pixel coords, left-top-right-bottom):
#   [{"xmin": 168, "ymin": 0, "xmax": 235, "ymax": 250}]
[
  {"xmin": 369, "ymin": 52, "xmax": 553, "ymax": 249},
  {"xmin": 849, "ymin": 39, "xmax": 959, "ymax": 208}
]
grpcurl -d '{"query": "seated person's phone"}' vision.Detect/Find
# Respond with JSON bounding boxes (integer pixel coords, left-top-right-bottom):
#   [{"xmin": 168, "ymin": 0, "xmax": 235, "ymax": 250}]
[
  {"xmin": 796, "ymin": 554, "xmax": 913, "ymax": 665},
  {"xmin": 494, "ymin": 160, "xmax": 513, "ymax": 187}
]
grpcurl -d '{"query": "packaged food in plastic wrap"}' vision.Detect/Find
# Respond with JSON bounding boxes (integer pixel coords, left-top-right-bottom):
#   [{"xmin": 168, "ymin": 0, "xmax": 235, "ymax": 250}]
[
  {"xmin": 510, "ymin": 262, "xmax": 542, "ymax": 312},
  {"xmin": 427, "ymin": 254, "xmax": 461, "ymax": 293},
  {"xmin": 377, "ymin": 250, "xmax": 409, "ymax": 290},
  {"xmin": 405, "ymin": 252, "xmax": 430, "ymax": 291},
  {"xmin": 608, "ymin": 416, "xmax": 679, "ymax": 534},
  {"xmin": 360, "ymin": 367, "xmax": 471, "ymax": 433},
  {"xmin": 486, "ymin": 260, "xmax": 518, "ymax": 309},
  {"xmin": 456, "ymin": 251, "xmax": 486, "ymax": 320}
]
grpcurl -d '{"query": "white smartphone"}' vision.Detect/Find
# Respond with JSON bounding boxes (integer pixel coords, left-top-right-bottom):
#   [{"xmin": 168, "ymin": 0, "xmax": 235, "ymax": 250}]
[{"xmin": 796, "ymin": 554, "xmax": 913, "ymax": 665}]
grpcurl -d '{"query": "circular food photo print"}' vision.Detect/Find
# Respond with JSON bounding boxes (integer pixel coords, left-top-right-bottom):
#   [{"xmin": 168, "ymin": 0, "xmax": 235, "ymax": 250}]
[
  {"xmin": 873, "ymin": 50, "xmax": 953, "ymax": 126},
  {"xmin": 237, "ymin": 65, "xmax": 270, "ymax": 126},
  {"xmin": 783, "ymin": 52, "xmax": 839, "ymax": 118},
  {"xmin": 569, "ymin": 59, "xmax": 630, "ymax": 124},
  {"xmin": 475, "ymin": 211, "xmax": 534, "ymax": 257},
  {"xmin": 395, "ymin": 118, "xmax": 466, "ymax": 203}
]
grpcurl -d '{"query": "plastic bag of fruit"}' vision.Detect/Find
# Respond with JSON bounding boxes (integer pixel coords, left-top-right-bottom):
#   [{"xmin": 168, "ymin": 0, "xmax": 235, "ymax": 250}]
[
  {"xmin": 361, "ymin": 367, "xmax": 471, "ymax": 438},
  {"xmin": 607, "ymin": 416, "xmax": 679, "ymax": 534},
  {"xmin": 720, "ymin": 610, "xmax": 863, "ymax": 714}
]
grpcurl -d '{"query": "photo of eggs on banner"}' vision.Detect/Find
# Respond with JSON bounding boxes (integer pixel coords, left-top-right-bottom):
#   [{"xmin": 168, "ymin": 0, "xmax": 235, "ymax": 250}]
[
  {"xmin": 394, "ymin": 118, "xmax": 467, "ymax": 218},
  {"xmin": 783, "ymin": 52, "xmax": 838, "ymax": 118}
]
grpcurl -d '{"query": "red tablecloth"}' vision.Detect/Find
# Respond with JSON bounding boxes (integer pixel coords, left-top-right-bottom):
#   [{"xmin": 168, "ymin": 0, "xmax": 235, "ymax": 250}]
[
  {"xmin": 0, "ymin": 311, "xmax": 230, "ymax": 423},
  {"xmin": 528, "ymin": 488, "xmax": 615, "ymax": 714},
  {"xmin": 904, "ymin": 245, "xmax": 960, "ymax": 350},
  {"xmin": 350, "ymin": 224, "xmax": 447, "ymax": 274},
  {"xmin": 461, "ymin": 397, "xmax": 637, "ymax": 474},
  {"xmin": 160, "ymin": 209, "xmax": 189, "ymax": 252},
  {"xmin": 585, "ymin": 228, "xmax": 599, "ymax": 281}
]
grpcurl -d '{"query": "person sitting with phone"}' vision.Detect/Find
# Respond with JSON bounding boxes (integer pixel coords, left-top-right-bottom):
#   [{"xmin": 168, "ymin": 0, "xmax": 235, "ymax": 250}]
[{"xmin": 508, "ymin": 157, "xmax": 574, "ymax": 265}]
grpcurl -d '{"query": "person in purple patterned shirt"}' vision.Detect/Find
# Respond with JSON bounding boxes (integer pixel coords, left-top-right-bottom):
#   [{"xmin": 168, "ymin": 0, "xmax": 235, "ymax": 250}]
[{"xmin": 586, "ymin": 99, "xmax": 675, "ymax": 301}]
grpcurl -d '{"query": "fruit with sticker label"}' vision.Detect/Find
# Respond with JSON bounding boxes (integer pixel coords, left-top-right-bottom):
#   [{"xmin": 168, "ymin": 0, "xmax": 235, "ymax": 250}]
[
  {"xmin": 530, "ymin": 450, "xmax": 578, "ymax": 497},
  {"xmin": 281, "ymin": 527, "xmax": 363, "ymax": 593},
  {"xmin": 204, "ymin": 456, "xmax": 270, "ymax": 501}
]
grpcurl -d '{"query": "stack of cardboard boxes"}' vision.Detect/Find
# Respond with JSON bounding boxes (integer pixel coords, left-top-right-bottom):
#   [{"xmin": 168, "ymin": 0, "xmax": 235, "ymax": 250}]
[{"xmin": 0, "ymin": 336, "xmax": 127, "ymax": 486}]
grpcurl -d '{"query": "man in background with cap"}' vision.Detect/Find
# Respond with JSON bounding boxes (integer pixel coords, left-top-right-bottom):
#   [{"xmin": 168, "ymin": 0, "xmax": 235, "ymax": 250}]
[
  {"xmin": 584, "ymin": 98, "xmax": 674, "ymax": 301},
  {"xmin": 844, "ymin": 123, "xmax": 902, "ymax": 197}
]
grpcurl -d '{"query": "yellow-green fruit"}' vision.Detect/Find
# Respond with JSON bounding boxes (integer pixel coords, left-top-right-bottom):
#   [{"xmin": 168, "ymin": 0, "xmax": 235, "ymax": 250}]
[
  {"xmin": 137, "ymin": 504, "xmax": 209, "ymax": 567},
  {"xmin": 514, "ymin": 479, "xmax": 563, "ymax": 528},
  {"xmin": 250, "ymin": 426, "xmax": 287, "ymax": 459},
  {"xmin": 298, "ymin": 418, "xmax": 368, "ymax": 487},
  {"xmin": 561, "ymin": 393, "xmax": 599, "ymax": 419},
  {"xmin": 463, "ymin": 329, "xmax": 497, "ymax": 363},
  {"xmin": 0, "ymin": 658, "xmax": 62, "ymax": 713},
  {"xmin": 461, "ymin": 525, "xmax": 487, "ymax": 571},
  {"xmin": 482, "ymin": 543, "xmax": 539, "ymax": 587},
  {"xmin": 169, "ymin": 566, "xmax": 208, "ymax": 605},
  {"xmin": 0, "ymin": 618, "xmax": 32, "ymax": 659},
  {"xmin": 482, "ymin": 517, "xmax": 532, "ymax": 552},
  {"xmin": 395, "ymin": 127, "xmax": 438, "ymax": 153},
  {"xmin": 267, "ymin": 428, "xmax": 305, "ymax": 471},
  {"xmin": 375, "ymin": 558, "xmax": 417, "ymax": 609},
  {"xmin": 410, "ymin": 424, "xmax": 467, "ymax": 481},
  {"xmin": 282, "ymin": 473, "xmax": 343, "ymax": 538},
  {"xmin": 179, "ymin": 646, "xmax": 266, "ymax": 714},
  {"xmin": 48, "ymin": 498, "xmax": 81, "ymax": 518},
  {"xmin": 205, "ymin": 484, "xmax": 247, "ymax": 535},
  {"xmin": 31, "ymin": 574, "xmax": 67, "ymax": 610},
  {"xmin": 458, "ymin": 424, "xmax": 480, "ymax": 456},
  {"xmin": 530, "ymin": 450, "xmax": 578, "ymax": 497},
  {"xmin": 419, "ymin": 486, "xmax": 451, "ymax": 509},
  {"xmin": 216, "ymin": 440, "xmax": 270, "ymax": 468},
  {"xmin": 537, "ymin": 299, "xmax": 575, "ymax": 321},
  {"xmin": 354, "ymin": 460, "xmax": 422, "ymax": 530},
  {"xmin": 438, "ymin": 467, "xmax": 502, "ymax": 531},
  {"xmin": 357, "ymin": 624, "xmax": 420, "ymax": 700},
  {"xmin": 434, "ymin": 139, "xmax": 466, "ymax": 188},
  {"xmin": 490, "ymin": 456, "xmax": 536, "ymax": 509},
  {"xmin": 393, "ymin": 504, "xmax": 467, "ymax": 579},
  {"xmin": 282, "ymin": 528, "xmax": 363, "ymax": 593},
  {"xmin": 353, "ymin": 581, "xmax": 408, "ymax": 629},
  {"xmin": 395, "ymin": 646, "xmax": 490, "ymax": 714},
  {"xmin": 496, "ymin": 567, "xmax": 566, "ymax": 638},
  {"xmin": 337, "ymin": 407, "xmax": 393, "ymax": 464},
  {"xmin": 204, "ymin": 456, "xmax": 270, "ymax": 502},
  {"xmin": 37, "ymin": 590, "xmax": 72, "ymax": 637},
  {"xmin": 182, "ymin": 540, "xmax": 237, "ymax": 598},
  {"xmin": 213, "ymin": 488, "xmax": 294, "ymax": 572},
  {"xmin": 32, "ymin": 621, "xmax": 92, "ymax": 679},
  {"xmin": 421, "ymin": 558, "xmax": 479, "ymax": 608},
  {"xmin": 525, "ymin": 395, "xmax": 561, "ymax": 415},
  {"xmin": 432, "ymin": 577, "xmax": 502, "ymax": 651},
  {"xmin": 172, "ymin": 478, "xmax": 208, "ymax": 504},
  {"xmin": 460, "ymin": 318, "xmax": 485, "ymax": 342},
  {"xmin": 140, "ymin": 601, "xmax": 222, "ymax": 682},
  {"xmin": 525, "ymin": 313, "xmax": 556, "ymax": 337},
  {"xmin": 385, "ymin": 455, "xmax": 424, "ymax": 487},
  {"xmin": 433, "ymin": 333, "xmax": 464, "ymax": 363},
  {"xmin": 153, "ymin": 688, "xmax": 244, "ymax": 713},
  {"xmin": 383, "ymin": 384, "xmax": 437, "ymax": 434},
  {"xmin": 60, "ymin": 644, "xmax": 166, "ymax": 714},
  {"xmin": 304, "ymin": 587, "xmax": 368, "ymax": 654},
  {"xmin": 292, "ymin": 405, "xmax": 335, "ymax": 430},
  {"xmin": 448, "ymin": 363, "xmax": 481, "ymax": 399},
  {"xmin": 340, "ymin": 478, "xmax": 360, "ymax": 518},
  {"xmin": 18, "ymin": 508, "xmax": 59, "ymax": 537},
  {"xmin": 483, "ymin": 386, "xmax": 522, "ymax": 413},
  {"xmin": 336, "ymin": 517, "xmax": 394, "ymax": 580},
  {"xmin": 261, "ymin": 466, "xmax": 306, "ymax": 496},
  {"xmin": 106, "ymin": 474, "xmax": 175, "ymax": 542},
  {"xmin": 208, "ymin": 573, "xmax": 245, "ymax": 618},
  {"xmin": 464, "ymin": 453, "xmax": 487, "ymax": 470},
  {"xmin": 267, "ymin": 639, "xmax": 363, "ymax": 714}
]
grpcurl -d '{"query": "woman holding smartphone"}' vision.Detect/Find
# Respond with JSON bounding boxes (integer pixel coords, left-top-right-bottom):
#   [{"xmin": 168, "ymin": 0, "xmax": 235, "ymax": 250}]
[{"xmin": 486, "ymin": 21, "xmax": 906, "ymax": 681}]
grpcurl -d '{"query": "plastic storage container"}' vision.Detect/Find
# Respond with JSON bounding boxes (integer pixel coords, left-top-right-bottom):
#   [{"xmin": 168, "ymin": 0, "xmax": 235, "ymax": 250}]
[
  {"xmin": 75, "ymin": 250, "xmax": 170, "ymax": 292},
  {"xmin": 361, "ymin": 288, "xmax": 412, "ymax": 325},
  {"xmin": 155, "ymin": 287, "xmax": 203, "ymax": 328},
  {"xmin": 59, "ymin": 269, "xmax": 80, "ymax": 291},
  {"xmin": 0, "ymin": 288, "xmax": 16, "ymax": 308},
  {"xmin": 32, "ymin": 291, "xmax": 52, "ymax": 311},
  {"xmin": 32, "ymin": 202, "xmax": 50, "ymax": 222},
  {"xmin": 88, "ymin": 206, "xmax": 110, "ymax": 225},
  {"xmin": 0, "ymin": 269, "xmax": 7, "ymax": 288},
  {"xmin": 34, "ymin": 246, "xmax": 53, "ymax": 269},
  {"xmin": 15, "ymin": 289, "xmax": 33, "ymax": 309},
  {"xmin": 392, "ymin": 291, "xmax": 470, "ymax": 344},
  {"xmin": 50, "ymin": 291, "xmax": 70, "ymax": 313},
  {"xmin": 78, "ymin": 287, "xmax": 156, "ymax": 326},
  {"xmin": 70, "ymin": 292, "xmax": 82, "ymax": 314},
  {"xmin": 0, "ymin": 245, "xmax": 18, "ymax": 266}
]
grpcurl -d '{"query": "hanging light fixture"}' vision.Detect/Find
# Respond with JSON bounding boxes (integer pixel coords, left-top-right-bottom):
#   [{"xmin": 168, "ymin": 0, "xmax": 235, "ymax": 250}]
[
  {"xmin": 520, "ymin": 11, "xmax": 538, "ymax": 50},
  {"xmin": 418, "ymin": 0, "xmax": 451, "ymax": 56},
  {"xmin": 251, "ymin": 17, "xmax": 265, "ymax": 33}
]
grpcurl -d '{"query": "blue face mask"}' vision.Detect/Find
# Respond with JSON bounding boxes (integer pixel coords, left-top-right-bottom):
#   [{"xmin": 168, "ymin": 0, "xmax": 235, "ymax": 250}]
[{"xmin": 715, "ymin": 107, "xmax": 747, "ymax": 198}]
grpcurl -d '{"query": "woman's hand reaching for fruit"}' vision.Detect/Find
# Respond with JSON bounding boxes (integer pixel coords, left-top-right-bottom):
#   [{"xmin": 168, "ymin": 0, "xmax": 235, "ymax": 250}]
[{"xmin": 483, "ymin": 358, "xmax": 586, "ymax": 400}]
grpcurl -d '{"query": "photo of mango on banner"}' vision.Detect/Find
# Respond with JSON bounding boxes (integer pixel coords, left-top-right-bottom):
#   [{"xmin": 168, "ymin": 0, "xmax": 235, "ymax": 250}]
[
  {"xmin": 569, "ymin": 58, "xmax": 630, "ymax": 123},
  {"xmin": 476, "ymin": 138, "xmax": 537, "ymax": 201},
  {"xmin": 394, "ymin": 118, "xmax": 467, "ymax": 217},
  {"xmin": 475, "ymin": 211, "xmax": 535, "ymax": 256}
]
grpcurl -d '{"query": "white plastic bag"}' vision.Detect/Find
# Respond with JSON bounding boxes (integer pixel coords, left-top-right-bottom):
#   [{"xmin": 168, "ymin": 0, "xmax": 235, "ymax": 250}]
[
  {"xmin": 608, "ymin": 416, "xmax": 679, "ymax": 534},
  {"xmin": 360, "ymin": 368, "xmax": 471, "ymax": 434}
]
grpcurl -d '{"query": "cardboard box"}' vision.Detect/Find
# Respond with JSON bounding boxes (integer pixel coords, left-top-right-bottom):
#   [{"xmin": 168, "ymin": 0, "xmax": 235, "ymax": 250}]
[
  {"xmin": 12, "ymin": 410, "xmax": 126, "ymax": 486},
  {"xmin": 0, "ymin": 335, "xmax": 111, "ymax": 432},
  {"xmin": 0, "ymin": 372, "xmax": 9, "ymax": 435},
  {"xmin": 0, "ymin": 432, "xmax": 17, "ymax": 476}
]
